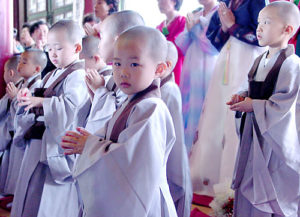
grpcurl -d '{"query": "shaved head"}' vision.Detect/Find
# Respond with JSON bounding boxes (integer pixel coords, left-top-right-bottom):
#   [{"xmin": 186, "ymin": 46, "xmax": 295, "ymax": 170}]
[
  {"xmin": 166, "ymin": 41, "xmax": 178, "ymax": 72},
  {"xmin": 49, "ymin": 19, "xmax": 84, "ymax": 44},
  {"xmin": 5, "ymin": 55, "xmax": 21, "ymax": 72},
  {"xmin": 24, "ymin": 49, "xmax": 47, "ymax": 71},
  {"xmin": 81, "ymin": 36, "xmax": 101, "ymax": 58},
  {"xmin": 265, "ymin": 1, "xmax": 300, "ymax": 36},
  {"xmin": 117, "ymin": 26, "xmax": 168, "ymax": 63},
  {"xmin": 101, "ymin": 10, "xmax": 145, "ymax": 38}
]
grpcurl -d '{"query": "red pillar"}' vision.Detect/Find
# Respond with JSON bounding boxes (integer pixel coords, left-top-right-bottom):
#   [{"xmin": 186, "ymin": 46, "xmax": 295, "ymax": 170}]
[
  {"xmin": 84, "ymin": 0, "xmax": 94, "ymax": 14},
  {"xmin": 0, "ymin": 0, "xmax": 13, "ymax": 97}
]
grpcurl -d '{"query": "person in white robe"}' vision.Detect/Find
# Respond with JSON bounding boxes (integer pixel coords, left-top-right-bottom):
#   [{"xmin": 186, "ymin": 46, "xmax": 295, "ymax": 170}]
[
  {"xmin": 61, "ymin": 26, "xmax": 178, "ymax": 217},
  {"xmin": 228, "ymin": 3, "xmax": 300, "ymax": 216},
  {"xmin": 11, "ymin": 21, "xmax": 88, "ymax": 217}
]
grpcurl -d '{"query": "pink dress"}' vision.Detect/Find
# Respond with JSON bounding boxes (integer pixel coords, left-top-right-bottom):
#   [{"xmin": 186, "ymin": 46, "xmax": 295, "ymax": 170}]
[{"xmin": 157, "ymin": 16, "xmax": 186, "ymax": 85}]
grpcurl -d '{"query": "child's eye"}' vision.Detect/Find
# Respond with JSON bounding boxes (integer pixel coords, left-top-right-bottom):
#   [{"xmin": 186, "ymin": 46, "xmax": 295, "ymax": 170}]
[
  {"xmin": 114, "ymin": 62, "xmax": 121, "ymax": 67},
  {"xmin": 131, "ymin": 63, "xmax": 140, "ymax": 67},
  {"xmin": 57, "ymin": 48, "xmax": 63, "ymax": 51}
]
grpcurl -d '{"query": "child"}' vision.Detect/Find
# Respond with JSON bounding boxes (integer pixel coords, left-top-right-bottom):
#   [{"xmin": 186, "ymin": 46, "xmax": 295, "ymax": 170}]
[
  {"xmin": 76, "ymin": 35, "xmax": 113, "ymax": 133},
  {"xmin": 227, "ymin": 2, "xmax": 300, "ymax": 216},
  {"xmin": 3, "ymin": 50, "xmax": 46, "ymax": 198},
  {"xmin": 11, "ymin": 20, "xmax": 88, "ymax": 217},
  {"xmin": 175, "ymin": 0, "xmax": 219, "ymax": 151},
  {"xmin": 61, "ymin": 26, "xmax": 177, "ymax": 217},
  {"xmin": 75, "ymin": 10, "xmax": 145, "ymax": 133},
  {"xmin": 160, "ymin": 41, "xmax": 192, "ymax": 217},
  {"xmin": 0, "ymin": 55, "xmax": 23, "ymax": 194},
  {"xmin": 189, "ymin": 0, "xmax": 267, "ymax": 197},
  {"xmin": 157, "ymin": 0, "xmax": 186, "ymax": 85}
]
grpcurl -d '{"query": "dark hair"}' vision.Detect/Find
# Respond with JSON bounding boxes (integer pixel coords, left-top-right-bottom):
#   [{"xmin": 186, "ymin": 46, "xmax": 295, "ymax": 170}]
[
  {"xmin": 22, "ymin": 23, "xmax": 31, "ymax": 29},
  {"xmin": 82, "ymin": 13, "xmax": 97, "ymax": 26},
  {"xmin": 29, "ymin": 20, "xmax": 48, "ymax": 35},
  {"xmin": 174, "ymin": 0, "xmax": 183, "ymax": 11},
  {"xmin": 105, "ymin": 0, "xmax": 119, "ymax": 15}
]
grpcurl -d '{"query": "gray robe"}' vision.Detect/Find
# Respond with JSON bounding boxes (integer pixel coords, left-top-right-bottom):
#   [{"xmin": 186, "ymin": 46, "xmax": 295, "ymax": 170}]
[
  {"xmin": 11, "ymin": 61, "xmax": 88, "ymax": 217},
  {"xmin": 73, "ymin": 95, "xmax": 178, "ymax": 217},
  {"xmin": 233, "ymin": 48, "xmax": 300, "ymax": 217},
  {"xmin": 161, "ymin": 78, "xmax": 193, "ymax": 217}
]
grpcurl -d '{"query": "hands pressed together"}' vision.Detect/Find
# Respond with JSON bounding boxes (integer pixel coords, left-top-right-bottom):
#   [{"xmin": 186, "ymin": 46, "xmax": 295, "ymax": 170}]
[
  {"xmin": 85, "ymin": 69, "xmax": 105, "ymax": 98},
  {"xmin": 17, "ymin": 88, "xmax": 44, "ymax": 111},
  {"xmin": 227, "ymin": 94, "xmax": 253, "ymax": 112},
  {"xmin": 61, "ymin": 127, "xmax": 91, "ymax": 155},
  {"xmin": 6, "ymin": 82, "xmax": 19, "ymax": 99},
  {"xmin": 218, "ymin": 2, "xmax": 236, "ymax": 33}
]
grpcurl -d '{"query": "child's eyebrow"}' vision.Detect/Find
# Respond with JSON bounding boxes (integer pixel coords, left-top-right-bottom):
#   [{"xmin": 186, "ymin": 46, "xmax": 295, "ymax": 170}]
[
  {"xmin": 113, "ymin": 57, "xmax": 121, "ymax": 61},
  {"xmin": 129, "ymin": 56, "xmax": 139, "ymax": 60}
]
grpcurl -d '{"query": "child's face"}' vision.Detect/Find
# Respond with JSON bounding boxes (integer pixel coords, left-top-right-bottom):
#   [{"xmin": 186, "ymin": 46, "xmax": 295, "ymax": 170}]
[
  {"xmin": 17, "ymin": 53, "xmax": 38, "ymax": 79},
  {"xmin": 47, "ymin": 30, "xmax": 79, "ymax": 68},
  {"xmin": 157, "ymin": 0, "xmax": 176, "ymax": 14},
  {"xmin": 257, "ymin": 7, "xmax": 287, "ymax": 47},
  {"xmin": 98, "ymin": 22, "xmax": 115, "ymax": 63},
  {"xmin": 113, "ymin": 38, "xmax": 158, "ymax": 96},
  {"xmin": 94, "ymin": 0, "xmax": 110, "ymax": 20}
]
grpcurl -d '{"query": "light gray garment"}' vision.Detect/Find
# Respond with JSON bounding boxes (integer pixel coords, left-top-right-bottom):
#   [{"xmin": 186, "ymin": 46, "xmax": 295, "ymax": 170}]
[
  {"xmin": 161, "ymin": 80, "xmax": 192, "ymax": 217},
  {"xmin": 232, "ymin": 54, "xmax": 300, "ymax": 216},
  {"xmin": 73, "ymin": 97, "xmax": 178, "ymax": 217},
  {"xmin": 11, "ymin": 64, "xmax": 88, "ymax": 217}
]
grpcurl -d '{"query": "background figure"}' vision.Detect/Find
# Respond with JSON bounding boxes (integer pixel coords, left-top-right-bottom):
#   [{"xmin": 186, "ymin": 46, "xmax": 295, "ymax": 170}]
[
  {"xmin": 84, "ymin": 0, "xmax": 119, "ymax": 37},
  {"xmin": 189, "ymin": 0, "xmax": 267, "ymax": 197},
  {"xmin": 175, "ymin": 0, "xmax": 219, "ymax": 152},
  {"xmin": 19, "ymin": 24, "xmax": 35, "ymax": 49},
  {"xmin": 157, "ymin": 0, "xmax": 185, "ymax": 85}
]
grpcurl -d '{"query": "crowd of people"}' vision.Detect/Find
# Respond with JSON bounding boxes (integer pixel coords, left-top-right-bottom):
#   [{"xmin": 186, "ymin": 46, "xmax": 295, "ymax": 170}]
[{"xmin": 0, "ymin": 0, "xmax": 300, "ymax": 216}]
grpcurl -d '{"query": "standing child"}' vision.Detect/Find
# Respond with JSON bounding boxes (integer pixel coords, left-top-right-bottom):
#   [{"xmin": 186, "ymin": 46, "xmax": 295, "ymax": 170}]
[
  {"xmin": 61, "ymin": 26, "xmax": 178, "ymax": 217},
  {"xmin": 11, "ymin": 20, "xmax": 88, "ymax": 217},
  {"xmin": 227, "ymin": 2, "xmax": 300, "ymax": 216},
  {"xmin": 175, "ymin": 0, "xmax": 219, "ymax": 151},
  {"xmin": 160, "ymin": 41, "xmax": 192, "ymax": 217},
  {"xmin": 157, "ymin": 0, "xmax": 186, "ymax": 85},
  {"xmin": 0, "ymin": 55, "xmax": 23, "ymax": 194},
  {"xmin": 189, "ymin": 0, "xmax": 267, "ymax": 197},
  {"xmin": 76, "ymin": 35, "xmax": 113, "ymax": 133},
  {"xmin": 75, "ymin": 10, "xmax": 145, "ymax": 135}
]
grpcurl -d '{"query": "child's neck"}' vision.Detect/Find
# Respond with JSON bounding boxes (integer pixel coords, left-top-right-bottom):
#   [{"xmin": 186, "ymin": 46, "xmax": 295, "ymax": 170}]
[
  {"xmin": 97, "ymin": 63, "xmax": 108, "ymax": 72},
  {"xmin": 24, "ymin": 72, "xmax": 39, "ymax": 82},
  {"xmin": 267, "ymin": 42, "xmax": 288, "ymax": 59}
]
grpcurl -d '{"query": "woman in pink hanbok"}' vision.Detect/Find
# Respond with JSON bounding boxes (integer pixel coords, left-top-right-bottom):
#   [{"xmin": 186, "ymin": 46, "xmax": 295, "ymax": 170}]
[{"xmin": 157, "ymin": 0, "xmax": 185, "ymax": 85}]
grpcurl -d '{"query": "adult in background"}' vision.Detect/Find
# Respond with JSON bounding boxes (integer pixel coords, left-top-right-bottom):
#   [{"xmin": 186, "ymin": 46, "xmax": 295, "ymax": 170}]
[
  {"xmin": 189, "ymin": 0, "xmax": 267, "ymax": 197},
  {"xmin": 157, "ymin": 0, "xmax": 185, "ymax": 85}
]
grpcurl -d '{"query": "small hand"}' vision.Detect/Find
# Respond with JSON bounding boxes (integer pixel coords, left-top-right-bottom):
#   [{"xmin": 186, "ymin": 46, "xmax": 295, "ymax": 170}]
[
  {"xmin": 18, "ymin": 96, "xmax": 44, "ymax": 111},
  {"xmin": 61, "ymin": 127, "xmax": 91, "ymax": 155},
  {"xmin": 85, "ymin": 68, "xmax": 105, "ymax": 92},
  {"xmin": 226, "ymin": 94, "xmax": 245, "ymax": 105},
  {"xmin": 230, "ymin": 97, "xmax": 253, "ymax": 112},
  {"xmin": 84, "ymin": 23, "xmax": 98, "ymax": 37},
  {"xmin": 17, "ymin": 88, "xmax": 31, "ymax": 102},
  {"xmin": 6, "ymin": 82, "xmax": 19, "ymax": 99},
  {"xmin": 186, "ymin": 11, "xmax": 201, "ymax": 32},
  {"xmin": 218, "ymin": 2, "xmax": 235, "ymax": 32}
]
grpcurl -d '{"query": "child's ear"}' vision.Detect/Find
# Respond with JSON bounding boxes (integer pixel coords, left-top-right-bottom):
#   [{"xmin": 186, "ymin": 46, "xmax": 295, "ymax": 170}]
[
  {"xmin": 9, "ymin": 69, "xmax": 15, "ymax": 78},
  {"xmin": 285, "ymin": 25, "xmax": 294, "ymax": 35},
  {"xmin": 35, "ymin": 66, "xmax": 41, "ymax": 73},
  {"xmin": 75, "ymin": 43, "xmax": 82, "ymax": 53},
  {"xmin": 155, "ymin": 62, "xmax": 167, "ymax": 78},
  {"xmin": 93, "ymin": 55, "xmax": 100, "ymax": 63}
]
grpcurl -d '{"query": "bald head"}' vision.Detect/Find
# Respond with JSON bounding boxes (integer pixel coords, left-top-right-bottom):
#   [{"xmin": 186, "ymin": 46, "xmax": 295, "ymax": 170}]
[
  {"xmin": 24, "ymin": 49, "xmax": 47, "ymax": 71},
  {"xmin": 5, "ymin": 55, "xmax": 21, "ymax": 72},
  {"xmin": 265, "ymin": 1, "xmax": 300, "ymax": 36},
  {"xmin": 102, "ymin": 10, "xmax": 145, "ymax": 38},
  {"xmin": 117, "ymin": 26, "xmax": 168, "ymax": 63},
  {"xmin": 49, "ymin": 20, "xmax": 84, "ymax": 44},
  {"xmin": 81, "ymin": 36, "xmax": 101, "ymax": 58},
  {"xmin": 166, "ymin": 41, "xmax": 178, "ymax": 72}
]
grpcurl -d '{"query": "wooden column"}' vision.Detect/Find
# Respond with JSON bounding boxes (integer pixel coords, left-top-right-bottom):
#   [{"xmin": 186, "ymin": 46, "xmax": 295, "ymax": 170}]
[{"xmin": 0, "ymin": 0, "xmax": 13, "ymax": 97}]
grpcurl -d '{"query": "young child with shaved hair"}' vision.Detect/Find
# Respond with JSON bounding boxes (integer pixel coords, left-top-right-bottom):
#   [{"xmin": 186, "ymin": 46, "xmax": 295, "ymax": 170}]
[
  {"xmin": 3, "ymin": 50, "xmax": 46, "ymax": 198},
  {"xmin": 227, "ymin": 2, "xmax": 300, "ymax": 216},
  {"xmin": 0, "ymin": 55, "xmax": 23, "ymax": 195},
  {"xmin": 160, "ymin": 41, "xmax": 192, "ymax": 217},
  {"xmin": 11, "ymin": 20, "xmax": 88, "ymax": 217},
  {"xmin": 75, "ymin": 10, "xmax": 145, "ymax": 135},
  {"xmin": 61, "ymin": 26, "xmax": 178, "ymax": 217}
]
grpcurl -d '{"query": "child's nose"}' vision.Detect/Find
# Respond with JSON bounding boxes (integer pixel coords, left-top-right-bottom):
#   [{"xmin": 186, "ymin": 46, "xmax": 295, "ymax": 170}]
[{"xmin": 120, "ymin": 68, "xmax": 129, "ymax": 78}]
